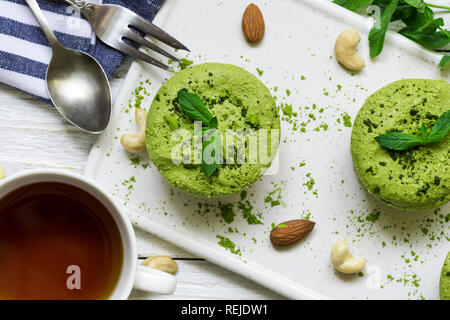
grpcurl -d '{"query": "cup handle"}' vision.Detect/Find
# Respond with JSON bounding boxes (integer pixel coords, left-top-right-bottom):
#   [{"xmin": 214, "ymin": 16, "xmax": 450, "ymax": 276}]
[{"xmin": 133, "ymin": 265, "xmax": 177, "ymax": 294}]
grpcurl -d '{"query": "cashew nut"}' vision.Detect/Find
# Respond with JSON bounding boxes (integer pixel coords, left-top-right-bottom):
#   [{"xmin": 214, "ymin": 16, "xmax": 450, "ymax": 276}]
[
  {"xmin": 0, "ymin": 164, "xmax": 4, "ymax": 180},
  {"xmin": 141, "ymin": 255, "xmax": 178, "ymax": 275},
  {"xmin": 120, "ymin": 108, "xmax": 147, "ymax": 152},
  {"xmin": 335, "ymin": 29, "xmax": 365, "ymax": 71},
  {"xmin": 331, "ymin": 238, "xmax": 366, "ymax": 274}
]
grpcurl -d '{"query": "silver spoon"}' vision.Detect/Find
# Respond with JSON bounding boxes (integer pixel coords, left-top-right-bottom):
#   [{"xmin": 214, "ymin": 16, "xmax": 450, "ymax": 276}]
[{"xmin": 25, "ymin": 0, "xmax": 112, "ymax": 133}]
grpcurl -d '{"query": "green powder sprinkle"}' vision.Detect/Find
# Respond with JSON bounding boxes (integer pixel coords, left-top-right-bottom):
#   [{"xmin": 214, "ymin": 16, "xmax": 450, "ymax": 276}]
[
  {"xmin": 282, "ymin": 104, "xmax": 297, "ymax": 117},
  {"xmin": 130, "ymin": 156, "xmax": 141, "ymax": 168},
  {"xmin": 342, "ymin": 112, "xmax": 352, "ymax": 127},
  {"xmin": 216, "ymin": 235, "xmax": 241, "ymax": 255},
  {"xmin": 238, "ymin": 200, "xmax": 263, "ymax": 225},
  {"xmin": 179, "ymin": 58, "xmax": 193, "ymax": 70},
  {"xmin": 218, "ymin": 202, "xmax": 235, "ymax": 224},
  {"xmin": 365, "ymin": 210, "xmax": 380, "ymax": 222},
  {"xmin": 303, "ymin": 173, "xmax": 315, "ymax": 190}
]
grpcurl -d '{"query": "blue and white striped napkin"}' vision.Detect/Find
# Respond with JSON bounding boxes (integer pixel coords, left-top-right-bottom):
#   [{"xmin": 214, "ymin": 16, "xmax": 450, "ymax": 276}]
[{"xmin": 0, "ymin": 0, "xmax": 164, "ymax": 101}]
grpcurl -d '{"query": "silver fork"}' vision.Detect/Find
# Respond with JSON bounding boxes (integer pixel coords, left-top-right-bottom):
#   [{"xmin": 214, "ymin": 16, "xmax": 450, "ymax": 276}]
[{"xmin": 65, "ymin": 0, "xmax": 189, "ymax": 70}]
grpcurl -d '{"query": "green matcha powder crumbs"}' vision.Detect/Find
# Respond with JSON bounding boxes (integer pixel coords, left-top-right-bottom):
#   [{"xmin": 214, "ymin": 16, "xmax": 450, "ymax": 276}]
[
  {"xmin": 218, "ymin": 202, "xmax": 235, "ymax": 224},
  {"xmin": 216, "ymin": 235, "xmax": 241, "ymax": 255},
  {"xmin": 179, "ymin": 58, "xmax": 193, "ymax": 70},
  {"xmin": 215, "ymin": 190, "xmax": 264, "ymax": 226},
  {"xmin": 342, "ymin": 112, "xmax": 352, "ymax": 127},
  {"xmin": 238, "ymin": 200, "xmax": 263, "ymax": 225}
]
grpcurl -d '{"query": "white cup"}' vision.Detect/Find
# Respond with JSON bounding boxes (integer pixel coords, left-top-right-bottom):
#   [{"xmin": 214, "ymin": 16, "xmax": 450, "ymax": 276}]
[{"xmin": 0, "ymin": 169, "xmax": 176, "ymax": 299}]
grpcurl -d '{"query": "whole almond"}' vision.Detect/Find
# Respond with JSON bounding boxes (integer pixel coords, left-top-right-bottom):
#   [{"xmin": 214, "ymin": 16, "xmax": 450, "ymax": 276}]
[
  {"xmin": 270, "ymin": 219, "xmax": 315, "ymax": 247},
  {"xmin": 242, "ymin": 4, "xmax": 265, "ymax": 43}
]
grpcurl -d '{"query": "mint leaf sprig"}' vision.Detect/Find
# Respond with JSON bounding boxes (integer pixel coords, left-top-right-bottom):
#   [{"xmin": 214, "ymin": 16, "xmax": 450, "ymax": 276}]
[
  {"xmin": 375, "ymin": 110, "xmax": 450, "ymax": 150},
  {"xmin": 177, "ymin": 90, "xmax": 221, "ymax": 178},
  {"xmin": 333, "ymin": 0, "xmax": 450, "ymax": 67},
  {"xmin": 201, "ymin": 130, "xmax": 221, "ymax": 178},
  {"xmin": 177, "ymin": 90, "xmax": 217, "ymax": 128},
  {"xmin": 368, "ymin": 0, "xmax": 399, "ymax": 59}
]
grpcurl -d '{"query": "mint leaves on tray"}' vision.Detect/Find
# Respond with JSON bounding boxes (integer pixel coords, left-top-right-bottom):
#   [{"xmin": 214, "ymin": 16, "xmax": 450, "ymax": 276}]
[
  {"xmin": 177, "ymin": 90, "xmax": 220, "ymax": 178},
  {"xmin": 333, "ymin": 0, "xmax": 450, "ymax": 67},
  {"xmin": 375, "ymin": 110, "xmax": 450, "ymax": 150},
  {"xmin": 368, "ymin": 0, "xmax": 399, "ymax": 59}
]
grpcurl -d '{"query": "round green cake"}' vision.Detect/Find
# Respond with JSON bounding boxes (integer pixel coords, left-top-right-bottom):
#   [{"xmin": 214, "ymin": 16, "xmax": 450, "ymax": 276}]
[
  {"xmin": 351, "ymin": 79, "xmax": 450, "ymax": 210},
  {"xmin": 440, "ymin": 251, "xmax": 450, "ymax": 300},
  {"xmin": 146, "ymin": 63, "xmax": 280, "ymax": 197}
]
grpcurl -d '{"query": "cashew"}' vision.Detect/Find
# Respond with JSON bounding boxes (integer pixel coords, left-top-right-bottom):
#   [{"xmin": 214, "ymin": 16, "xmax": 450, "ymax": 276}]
[
  {"xmin": 141, "ymin": 255, "xmax": 178, "ymax": 275},
  {"xmin": 331, "ymin": 238, "xmax": 366, "ymax": 274},
  {"xmin": 335, "ymin": 29, "xmax": 365, "ymax": 71},
  {"xmin": 0, "ymin": 164, "xmax": 4, "ymax": 180},
  {"xmin": 120, "ymin": 108, "xmax": 147, "ymax": 152}
]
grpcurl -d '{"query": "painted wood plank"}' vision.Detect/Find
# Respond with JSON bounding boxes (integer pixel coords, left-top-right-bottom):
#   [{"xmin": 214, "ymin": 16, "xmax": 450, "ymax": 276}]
[{"xmin": 132, "ymin": 259, "xmax": 283, "ymax": 300}]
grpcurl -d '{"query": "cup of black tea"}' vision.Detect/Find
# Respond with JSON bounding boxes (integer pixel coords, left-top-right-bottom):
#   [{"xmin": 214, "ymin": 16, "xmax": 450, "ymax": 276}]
[{"xmin": 0, "ymin": 169, "xmax": 176, "ymax": 299}]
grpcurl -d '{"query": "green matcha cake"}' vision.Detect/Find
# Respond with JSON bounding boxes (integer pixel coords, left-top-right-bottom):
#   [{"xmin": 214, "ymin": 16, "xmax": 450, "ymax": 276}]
[
  {"xmin": 440, "ymin": 251, "xmax": 450, "ymax": 300},
  {"xmin": 351, "ymin": 79, "xmax": 450, "ymax": 210},
  {"xmin": 146, "ymin": 63, "xmax": 280, "ymax": 197}
]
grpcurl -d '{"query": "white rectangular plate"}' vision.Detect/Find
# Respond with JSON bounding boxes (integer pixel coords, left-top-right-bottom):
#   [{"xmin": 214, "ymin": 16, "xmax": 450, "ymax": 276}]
[{"xmin": 85, "ymin": 0, "xmax": 450, "ymax": 299}]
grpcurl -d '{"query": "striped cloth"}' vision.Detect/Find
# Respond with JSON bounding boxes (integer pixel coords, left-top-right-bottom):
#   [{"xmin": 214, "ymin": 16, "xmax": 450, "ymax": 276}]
[{"xmin": 0, "ymin": 0, "xmax": 164, "ymax": 101}]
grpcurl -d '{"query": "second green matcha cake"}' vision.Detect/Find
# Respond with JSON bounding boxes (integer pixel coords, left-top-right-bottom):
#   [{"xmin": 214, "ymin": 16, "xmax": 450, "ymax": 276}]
[
  {"xmin": 440, "ymin": 251, "xmax": 450, "ymax": 300},
  {"xmin": 351, "ymin": 79, "xmax": 450, "ymax": 210},
  {"xmin": 146, "ymin": 63, "xmax": 280, "ymax": 197}
]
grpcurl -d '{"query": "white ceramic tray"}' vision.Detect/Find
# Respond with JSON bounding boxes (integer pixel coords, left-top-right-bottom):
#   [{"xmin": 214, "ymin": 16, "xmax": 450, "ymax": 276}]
[{"xmin": 85, "ymin": 0, "xmax": 450, "ymax": 299}]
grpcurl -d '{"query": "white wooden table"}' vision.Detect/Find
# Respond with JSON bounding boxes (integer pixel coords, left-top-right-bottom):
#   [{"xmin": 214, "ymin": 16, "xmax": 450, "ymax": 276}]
[{"xmin": 0, "ymin": 59, "xmax": 283, "ymax": 300}]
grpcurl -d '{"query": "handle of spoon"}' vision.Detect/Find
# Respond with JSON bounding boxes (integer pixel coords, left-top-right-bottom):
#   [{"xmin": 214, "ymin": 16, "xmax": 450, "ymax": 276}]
[{"xmin": 24, "ymin": 0, "xmax": 61, "ymax": 49}]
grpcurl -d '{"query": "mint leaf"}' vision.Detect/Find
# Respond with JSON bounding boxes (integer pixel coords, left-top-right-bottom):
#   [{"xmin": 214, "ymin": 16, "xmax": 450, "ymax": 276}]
[
  {"xmin": 369, "ymin": 0, "xmax": 399, "ymax": 58},
  {"xmin": 401, "ymin": 18, "xmax": 450, "ymax": 49},
  {"xmin": 202, "ymin": 130, "xmax": 221, "ymax": 178},
  {"xmin": 332, "ymin": 0, "xmax": 372, "ymax": 11},
  {"xmin": 176, "ymin": 90, "xmax": 221, "ymax": 178},
  {"xmin": 396, "ymin": 5, "xmax": 434, "ymax": 31},
  {"xmin": 375, "ymin": 110, "xmax": 450, "ymax": 150},
  {"xmin": 403, "ymin": 30, "xmax": 450, "ymax": 49},
  {"xmin": 335, "ymin": 0, "xmax": 450, "ymax": 67},
  {"xmin": 208, "ymin": 116, "xmax": 218, "ymax": 129},
  {"xmin": 403, "ymin": 0, "xmax": 426, "ymax": 12},
  {"xmin": 420, "ymin": 123, "xmax": 429, "ymax": 139},
  {"xmin": 427, "ymin": 109, "xmax": 450, "ymax": 142},
  {"xmin": 177, "ymin": 90, "xmax": 213, "ymax": 126},
  {"xmin": 375, "ymin": 132, "xmax": 424, "ymax": 150},
  {"xmin": 392, "ymin": 4, "xmax": 417, "ymax": 22},
  {"xmin": 412, "ymin": 17, "xmax": 444, "ymax": 33},
  {"xmin": 439, "ymin": 55, "xmax": 450, "ymax": 67}
]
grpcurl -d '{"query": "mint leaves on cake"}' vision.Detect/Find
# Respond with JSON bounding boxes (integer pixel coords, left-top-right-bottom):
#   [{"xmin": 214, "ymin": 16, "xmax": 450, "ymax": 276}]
[
  {"xmin": 177, "ymin": 90, "xmax": 221, "ymax": 178},
  {"xmin": 375, "ymin": 110, "xmax": 450, "ymax": 151},
  {"xmin": 177, "ymin": 90, "xmax": 218, "ymax": 128}
]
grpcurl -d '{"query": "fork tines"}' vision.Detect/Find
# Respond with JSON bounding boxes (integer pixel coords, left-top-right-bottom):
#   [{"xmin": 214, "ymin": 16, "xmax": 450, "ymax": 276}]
[{"xmin": 123, "ymin": 11, "xmax": 189, "ymax": 70}]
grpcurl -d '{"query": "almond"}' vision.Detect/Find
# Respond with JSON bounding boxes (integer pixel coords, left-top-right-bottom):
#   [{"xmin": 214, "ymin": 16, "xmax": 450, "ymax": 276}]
[
  {"xmin": 242, "ymin": 4, "xmax": 265, "ymax": 43},
  {"xmin": 270, "ymin": 219, "xmax": 315, "ymax": 247}
]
